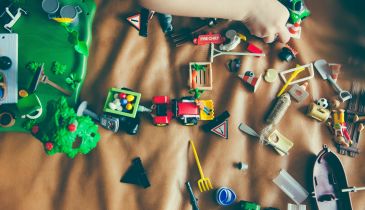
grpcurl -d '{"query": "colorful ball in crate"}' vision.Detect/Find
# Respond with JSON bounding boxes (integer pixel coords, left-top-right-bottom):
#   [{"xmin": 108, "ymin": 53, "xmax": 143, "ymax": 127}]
[
  {"xmin": 120, "ymin": 99, "xmax": 128, "ymax": 106},
  {"xmin": 126, "ymin": 95, "xmax": 135, "ymax": 102},
  {"xmin": 126, "ymin": 103, "xmax": 133, "ymax": 110},
  {"xmin": 119, "ymin": 93, "xmax": 127, "ymax": 99}
]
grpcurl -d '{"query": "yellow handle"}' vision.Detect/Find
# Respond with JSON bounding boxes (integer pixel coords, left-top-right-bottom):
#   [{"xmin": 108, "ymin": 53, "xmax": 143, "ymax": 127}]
[
  {"xmin": 189, "ymin": 140, "xmax": 205, "ymax": 178},
  {"xmin": 277, "ymin": 65, "xmax": 305, "ymax": 97}
]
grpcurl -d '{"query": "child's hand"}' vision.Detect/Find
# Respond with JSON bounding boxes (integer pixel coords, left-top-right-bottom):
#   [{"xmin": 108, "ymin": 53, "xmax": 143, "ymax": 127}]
[{"xmin": 242, "ymin": 0, "xmax": 291, "ymax": 43}]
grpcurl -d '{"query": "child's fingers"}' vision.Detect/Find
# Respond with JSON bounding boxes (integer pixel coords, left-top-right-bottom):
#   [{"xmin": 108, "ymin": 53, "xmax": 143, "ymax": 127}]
[
  {"xmin": 263, "ymin": 33, "xmax": 278, "ymax": 43},
  {"xmin": 277, "ymin": 26, "xmax": 291, "ymax": 43}
]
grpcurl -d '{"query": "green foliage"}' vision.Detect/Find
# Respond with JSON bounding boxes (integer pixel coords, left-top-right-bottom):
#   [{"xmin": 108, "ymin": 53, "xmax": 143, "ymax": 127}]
[
  {"xmin": 192, "ymin": 63, "xmax": 206, "ymax": 72},
  {"xmin": 23, "ymin": 119, "xmax": 37, "ymax": 131},
  {"xmin": 34, "ymin": 97, "xmax": 101, "ymax": 158},
  {"xmin": 26, "ymin": 61, "xmax": 42, "ymax": 73},
  {"xmin": 189, "ymin": 88, "xmax": 205, "ymax": 99},
  {"xmin": 51, "ymin": 61, "xmax": 67, "ymax": 75},
  {"xmin": 64, "ymin": 27, "xmax": 89, "ymax": 56},
  {"xmin": 65, "ymin": 73, "xmax": 81, "ymax": 90}
]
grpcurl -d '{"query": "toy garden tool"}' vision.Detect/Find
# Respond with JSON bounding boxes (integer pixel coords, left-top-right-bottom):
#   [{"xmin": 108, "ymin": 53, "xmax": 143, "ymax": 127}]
[
  {"xmin": 314, "ymin": 59, "xmax": 352, "ymax": 102},
  {"xmin": 189, "ymin": 140, "xmax": 213, "ymax": 192},
  {"xmin": 29, "ymin": 64, "xmax": 71, "ymax": 96}
]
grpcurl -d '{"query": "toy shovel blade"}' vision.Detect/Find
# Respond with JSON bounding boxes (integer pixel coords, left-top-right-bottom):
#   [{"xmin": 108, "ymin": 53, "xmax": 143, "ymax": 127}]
[{"xmin": 314, "ymin": 59, "xmax": 330, "ymax": 80}]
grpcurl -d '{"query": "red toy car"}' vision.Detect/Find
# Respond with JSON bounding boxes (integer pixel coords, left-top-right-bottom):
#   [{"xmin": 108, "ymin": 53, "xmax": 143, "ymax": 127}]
[
  {"xmin": 151, "ymin": 96, "xmax": 173, "ymax": 126},
  {"xmin": 193, "ymin": 33, "xmax": 225, "ymax": 45},
  {"xmin": 172, "ymin": 96, "xmax": 200, "ymax": 126}
]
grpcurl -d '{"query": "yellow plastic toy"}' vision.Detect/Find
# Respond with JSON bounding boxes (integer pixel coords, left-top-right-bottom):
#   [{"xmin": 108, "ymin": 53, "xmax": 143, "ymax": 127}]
[
  {"xmin": 197, "ymin": 100, "xmax": 215, "ymax": 120},
  {"xmin": 189, "ymin": 140, "xmax": 213, "ymax": 192}
]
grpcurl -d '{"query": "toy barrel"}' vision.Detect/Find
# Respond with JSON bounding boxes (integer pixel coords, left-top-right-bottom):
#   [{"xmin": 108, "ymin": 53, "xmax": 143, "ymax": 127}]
[{"xmin": 42, "ymin": 0, "xmax": 60, "ymax": 14}]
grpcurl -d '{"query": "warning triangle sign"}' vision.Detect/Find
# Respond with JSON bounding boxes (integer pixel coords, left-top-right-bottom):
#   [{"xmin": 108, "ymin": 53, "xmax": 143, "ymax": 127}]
[
  {"xmin": 211, "ymin": 120, "xmax": 228, "ymax": 139},
  {"xmin": 126, "ymin": 13, "xmax": 141, "ymax": 30}
]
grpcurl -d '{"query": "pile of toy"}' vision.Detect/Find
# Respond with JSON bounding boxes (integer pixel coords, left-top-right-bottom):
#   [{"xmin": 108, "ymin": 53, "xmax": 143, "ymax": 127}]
[{"xmin": 1, "ymin": 0, "xmax": 365, "ymax": 209}]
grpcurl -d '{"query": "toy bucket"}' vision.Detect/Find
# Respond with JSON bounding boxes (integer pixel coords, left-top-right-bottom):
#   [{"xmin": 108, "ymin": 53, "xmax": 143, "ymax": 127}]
[
  {"xmin": 60, "ymin": 5, "xmax": 82, "ymax": 24},
  {"xmin": 42, "ymin": 0, "xmax": 60, "ymax": 14}
]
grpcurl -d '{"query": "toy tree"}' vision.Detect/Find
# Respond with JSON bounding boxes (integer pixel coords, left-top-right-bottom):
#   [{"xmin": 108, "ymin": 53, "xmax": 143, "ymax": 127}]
[{"xmin": 31, "ymin": 97, "xmax": 100, "ymax": 158}]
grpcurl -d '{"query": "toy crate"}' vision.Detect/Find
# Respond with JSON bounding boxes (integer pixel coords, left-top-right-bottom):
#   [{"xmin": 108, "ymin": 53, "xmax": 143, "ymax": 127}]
[
  {"xmin": 189, "ymin": 62, "xmax": 212, "ymax": 90},
  {"xmin": 103, "ymin": 88, "xmax": 141, "ymax": 118}
]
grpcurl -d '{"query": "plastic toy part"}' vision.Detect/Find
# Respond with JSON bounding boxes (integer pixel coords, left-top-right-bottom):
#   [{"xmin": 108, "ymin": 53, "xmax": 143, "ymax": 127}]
[
  {"xmin": 29, "ymin": 64, "xmax": 71, "ymax": 96},
  {"xmin": 264, "ymin": 69, "xmax": 278, "ymax": 83},
  {"xmin": 32, "ymin": 97, "xmax": 100, "ymax": 158},
  {"xmin": 201, "ymin": 111, "xmax": 230, "ymax": 139},
  {"xmin": 189, "ymin": 62, "xmax": 212, "ymax": 90},
  {"xmin": 219, "ymin": 35, "xmax": 241, "ymax": 51},
  {"xmin": 307, "ymin": 102, "xmax": 331, "ymax": 122},
  {"xmin": 171, "ymin": 18, "xmax": 219, "ymax": 47},
  {"xmin": 186, "ymin": 181, "xmax": 200, "ymax": 210},
  {"xmin": 266, "ymin": 93, "xmax": 291, "ymax": 125},
  {"xmin": 314, "ymin": 59, "xmax": 352, "ymax": 102},
  {"xmin": 16, "ymin": 94, "xmax": 42, "ymax": 120},
  {"xmin": 210, "ymin": 43, "xmax": 265, "ymax": 63},
  {"xmin": 151, "ymin": 95, "xmax": 173, "ymax": 126},
  {"xmin": 288, "ymin": 83, "xmax": 309, "ymax": 103},
  {"xmin": 238, "ymin": 123, "xmax": 293, "ymax": 155},
  {"xmin": 265, "ymin": 129, "xmax": 294, "ymax": 156},
  {"xmin": 316, "ymin": 98, "xmax": 329, "ymax": 109},
  {"xmin": 237, "ymin": 162, "xmax": 248, "ymax": 170},
  {"xmin": 193, "ymin": 33, "xmax": 224, "ymax": 45},
  {"xmin": 287, "ymin": 21, "xmax": 302, "ymax": 39},
  {"xmin": 216, "ymin": 187, "xmax": 236, "ymax": 206},
  {"xmin": 0, "ymin": 111, "xmax": 15, "ymax": 128},
  {"xmin": 121, "ymin": 157, "xmax": 151, "ymax": 189},
  {"xmin": 228, "ymin": 58, "xmax": 241, "ymax": 72},
  {"xmin": 273, "ymin": 169, "xmax": 309, "ymax": 204},
  {"xmin": 247, "ymin": 43, "xmax": 263, "ymax": 54},
  {"xmin": 2, "ymin": 6, "xmax": 27, "ymax": 32},
  {"xmin": 189, "ymin": 140, "xmax": 213, "ymax": 192},
  {"xmin": 279, "ymin": 45, "xmax": 298, "ymax": 62},
  {"xmin": 279, "ymin": 63, "xmax": 314, "ymax": 85},
  {"xmin": 239, "ymin": 71, "xmax": 262, "ymax": 92},
  {"xmin": 282, "ymin": 0, "xmax": 311, "ymax": 24},
  {"xmin": 238, "ymin": 200, "xmax": 261, "ymax": 210},
  {"xmin": 103, "ymin": 88, "xmax": 141, "ymax": 118},
  {"xmin": 277, "ymin": 65, "xmax": 305, "ymax": 97},
  {"xmin": 126, "ymin": 13, "xmax": 141, "ymax": 30},
  {"xmin": 0, "ymin": 34, "xmax": 18, "ymax": 105},
  {"xmin": 287, "ymin": 203, "xmax": 306, "ymax": 210}
]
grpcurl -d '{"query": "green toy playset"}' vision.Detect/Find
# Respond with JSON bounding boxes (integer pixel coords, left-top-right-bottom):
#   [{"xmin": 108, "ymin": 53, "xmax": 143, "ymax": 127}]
[{"xmin": 0, "ymin": 0, "xmax": 98, "ymax": 157}]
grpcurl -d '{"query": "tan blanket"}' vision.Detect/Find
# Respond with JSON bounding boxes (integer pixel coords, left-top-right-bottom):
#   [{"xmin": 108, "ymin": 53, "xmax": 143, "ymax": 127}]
[{"xmin": 1, "ymin": 0, "xmax": 364, "ymax": 209}]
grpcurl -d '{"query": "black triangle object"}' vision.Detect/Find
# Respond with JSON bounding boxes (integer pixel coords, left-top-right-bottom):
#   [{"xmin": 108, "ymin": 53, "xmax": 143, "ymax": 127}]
[
  {"xmin": 121, "ymin": 157, "xmax": 151, "ymax": 188},
  {"xmin": 201, "ymin": 111, "xmax": 230, "ymax": 139}
]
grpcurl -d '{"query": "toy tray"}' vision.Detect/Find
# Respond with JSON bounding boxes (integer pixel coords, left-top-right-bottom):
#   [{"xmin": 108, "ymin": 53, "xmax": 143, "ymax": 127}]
[
  {"xmin": 103, "ymin": 88, "xmax": 141, "ymax": 118},
  {"xmin": 0, "ymin": 0, "xmax": 96, "ymax": 133}
]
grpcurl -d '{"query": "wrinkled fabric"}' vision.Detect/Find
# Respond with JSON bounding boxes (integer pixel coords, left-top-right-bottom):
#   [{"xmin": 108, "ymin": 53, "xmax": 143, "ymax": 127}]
[{"xmin": 0, "ymin": 0, "xmax": 364, "ymax": 209}]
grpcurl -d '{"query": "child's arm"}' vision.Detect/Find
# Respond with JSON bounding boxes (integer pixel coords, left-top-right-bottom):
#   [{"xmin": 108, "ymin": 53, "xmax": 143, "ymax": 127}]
[{"xmin": 138, "ymin": 0, "xmax": 290, "ymax": 43}]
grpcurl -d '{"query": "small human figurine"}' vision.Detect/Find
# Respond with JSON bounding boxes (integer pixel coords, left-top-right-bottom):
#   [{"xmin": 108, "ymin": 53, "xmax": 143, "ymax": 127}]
[{"xmin": 195, "ymin": 99, "xmax": 212, "ymax": 115}]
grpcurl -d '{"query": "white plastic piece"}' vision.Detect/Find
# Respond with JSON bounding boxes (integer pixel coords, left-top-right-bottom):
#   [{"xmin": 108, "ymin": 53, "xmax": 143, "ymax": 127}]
[
  {"xmin": 273, "ymin": 169, "xmax": 309, "ymax": 204},
  {"xmin": 288, "ymin": 203, "xmax": 306, "ymax": 210},
  {"xmin": 279, "ymin": 63, "xmax": 314, "ymax": 85},
  {"xmin": 209, "ymin": 43, "xmax": 265, "ymax": 63}
]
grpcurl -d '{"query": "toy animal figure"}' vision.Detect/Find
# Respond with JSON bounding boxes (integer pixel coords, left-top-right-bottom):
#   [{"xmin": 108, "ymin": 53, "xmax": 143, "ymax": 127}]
[{"xmin": 1, "ymin": 6, "xmax": 27, "ymax": 32}]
